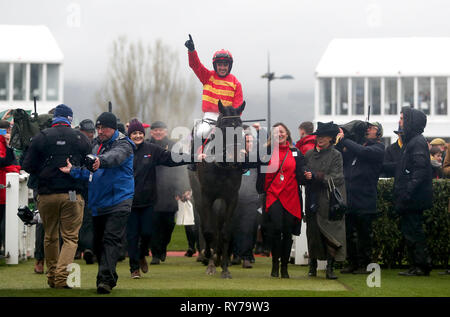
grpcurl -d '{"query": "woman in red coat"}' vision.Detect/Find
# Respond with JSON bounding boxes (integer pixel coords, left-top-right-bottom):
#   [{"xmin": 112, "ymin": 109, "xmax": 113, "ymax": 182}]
[{"xmin": 256, "ymin": 123, "xmax": 306, "ymax": 278}]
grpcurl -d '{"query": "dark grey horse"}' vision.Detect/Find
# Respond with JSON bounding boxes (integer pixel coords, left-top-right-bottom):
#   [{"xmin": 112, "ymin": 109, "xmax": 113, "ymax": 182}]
[{"xmin": 195, "ymin": 100, "xmax": 246, "ymax": 278}]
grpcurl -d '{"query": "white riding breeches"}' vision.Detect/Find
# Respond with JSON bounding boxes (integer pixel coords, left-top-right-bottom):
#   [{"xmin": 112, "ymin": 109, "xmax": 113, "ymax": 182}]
[{"xmin": 195, "ymin": 112, "xmax": 219, "ymax": 139}]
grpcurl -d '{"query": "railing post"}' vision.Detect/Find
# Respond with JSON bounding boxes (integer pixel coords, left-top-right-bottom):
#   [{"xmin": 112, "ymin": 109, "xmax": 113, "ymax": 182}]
[{"xmin": 5, "ymin": 173, "xmax": 20, "ymax": 264}]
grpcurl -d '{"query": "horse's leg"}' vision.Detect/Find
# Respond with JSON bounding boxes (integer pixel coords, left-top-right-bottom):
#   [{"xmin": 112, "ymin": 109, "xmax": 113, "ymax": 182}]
[
  {"xmin": 188, "ymin": 170, "xmax": 207, "ymax": 265},
  {"xmin": 220, "ymin": 195, "xmax": 238, "ymax": 279},
  {"xmin": 200, "ymin": 194, "xmax": 216, "ymax": 275}
]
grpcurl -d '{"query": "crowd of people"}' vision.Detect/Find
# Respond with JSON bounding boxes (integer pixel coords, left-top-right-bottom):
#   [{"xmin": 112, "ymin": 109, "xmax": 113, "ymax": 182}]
[
  {"xmin": 0, "ymin": 34, "xmax": 448, "ymax": 294},
  {"xmin": 0, "ymin": 102, "xmax": 448, "ymax": 293}
]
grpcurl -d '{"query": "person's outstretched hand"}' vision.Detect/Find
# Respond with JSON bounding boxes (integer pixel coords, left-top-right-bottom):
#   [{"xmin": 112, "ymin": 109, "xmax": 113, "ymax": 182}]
[{"xmin": 185, "ymin": 34, "xmax": 195, "ymax": 51}]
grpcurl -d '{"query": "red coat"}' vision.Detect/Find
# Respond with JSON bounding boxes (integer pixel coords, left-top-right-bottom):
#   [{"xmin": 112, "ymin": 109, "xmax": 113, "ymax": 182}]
[
  {"xmin": 295, "ymin": 135, "xmax": 316, "ymax": 155},
  {"xmin": 188, "ymin": 50, "xmax": 243, "ymax": 113},
  {"xmin": 0, "ymin": 135, "xmax": 21, "ymax": 205},
  {"xmin": 264, "ymin": 143, "xmax": 302, "ymax": 219}
]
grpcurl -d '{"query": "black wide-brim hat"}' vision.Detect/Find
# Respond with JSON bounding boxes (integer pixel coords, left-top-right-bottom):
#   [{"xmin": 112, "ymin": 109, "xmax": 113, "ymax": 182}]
[{"xmin": 311, "ymin": 121, "xmax": 340, "ymax": 137}]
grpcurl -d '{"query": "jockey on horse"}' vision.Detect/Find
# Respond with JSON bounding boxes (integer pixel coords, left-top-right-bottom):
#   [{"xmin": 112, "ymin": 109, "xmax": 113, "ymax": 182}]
[{"xmin": 185, "ymin": 34, "xmax": 244, "ymax": 161}]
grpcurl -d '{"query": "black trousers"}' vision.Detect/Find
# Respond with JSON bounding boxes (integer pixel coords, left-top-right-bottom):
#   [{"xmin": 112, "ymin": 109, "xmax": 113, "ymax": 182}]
[
  {"xmin": 400, "ymin": 211, "xmax": 431, "ymax": 271},
  {"xmin": 184, "ymin": 225, "xmax": 198, "ymax": 251},
  {"xmin": 345, "ymin": 212, "xmax": 376, "ymax": 267},
  {"xmin": 150, "ymin": 211, "xmax": 176, "ymax": 258},
  {"xmin": 93, "ymin": 207, "xmax": 130, "ymax": 288},
  {"xmin": 127, "ymin": 205, "xmax": 153, "ymax": 272},
  {"xmin": 231, "ymin": 204, "xmax": 258, "ymax": 261},
  {"xmin": 267, "ymin": 200, "xmax": 296, "ymax": 265},
  {"xmin": 34, "ymin": 222, "xmax": 45, "ymax": 260}
]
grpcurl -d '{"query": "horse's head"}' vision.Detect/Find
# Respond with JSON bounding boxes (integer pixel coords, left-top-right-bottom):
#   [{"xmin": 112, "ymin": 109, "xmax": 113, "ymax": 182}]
[
  {"xmin": 214, "ymin": 100, "xmax": 246, "ymax": 165},
  {"xmin": 216, "ymin": 100, "xmax": 246, "ymax": 130}
]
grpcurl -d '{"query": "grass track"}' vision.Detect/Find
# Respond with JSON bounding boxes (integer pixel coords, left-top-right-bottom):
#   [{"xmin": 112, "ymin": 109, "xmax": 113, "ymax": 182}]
[{"xmin": 0, "ymin": 255, "xmax": 449, "ymax": 297}]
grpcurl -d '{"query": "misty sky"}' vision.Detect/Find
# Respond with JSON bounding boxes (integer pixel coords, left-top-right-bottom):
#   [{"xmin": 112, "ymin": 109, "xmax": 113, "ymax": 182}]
[{"xmin": 1, "ymin": 0, "xmax": 448, "ymax": 139}]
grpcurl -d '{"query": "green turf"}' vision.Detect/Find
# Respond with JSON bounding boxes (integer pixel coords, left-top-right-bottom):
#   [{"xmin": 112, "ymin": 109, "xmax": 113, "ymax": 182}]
[
  {"xmin": 167, "ymin": 225, "xmax": 190, "ymax": 251},
  {"xmin": 0, "ymin": 256, "xmax": 449, "ymax": 297}
]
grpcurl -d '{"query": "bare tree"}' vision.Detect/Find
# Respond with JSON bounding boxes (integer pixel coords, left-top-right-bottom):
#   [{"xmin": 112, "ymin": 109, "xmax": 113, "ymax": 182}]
[{"xmin": 95, "ymin": 36, "xmax": 198, "ymax": 130}]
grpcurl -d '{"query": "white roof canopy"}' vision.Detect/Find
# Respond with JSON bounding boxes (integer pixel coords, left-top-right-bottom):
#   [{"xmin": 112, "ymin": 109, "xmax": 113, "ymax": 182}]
[
  {"xmin": 315, "ymin": 37, "xmax": 450, "ymax": 77},
  {"xmin": 0, "ymin": 24, "xmax": 63, "ymax": 63}
]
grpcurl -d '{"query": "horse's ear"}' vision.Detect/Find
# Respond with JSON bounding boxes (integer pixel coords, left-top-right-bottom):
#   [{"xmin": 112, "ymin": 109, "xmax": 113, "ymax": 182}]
[
  {"xmin": 236, "ymin": 101, "xmax": 246, "ymax": 115},
  {"xmin": 218, "ymin": 100, "xmax": 225, "ymax": 114}
]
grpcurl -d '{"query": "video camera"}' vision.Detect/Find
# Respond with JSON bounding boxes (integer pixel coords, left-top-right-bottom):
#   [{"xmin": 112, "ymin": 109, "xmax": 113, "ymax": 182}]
[
  {"xmin": 84, "ymin": 154, "xmax": 97, "ymax": 172},
  {"xmin": 17, "ymin": 205, "xmax": 40, "ymax": 226},
  {"xmin": 339, "ymin": 120, "xmax": 369, "ymax": 145}
]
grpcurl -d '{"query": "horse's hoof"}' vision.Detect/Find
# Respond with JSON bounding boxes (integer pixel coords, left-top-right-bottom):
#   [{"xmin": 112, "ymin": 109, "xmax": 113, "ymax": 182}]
[
  {"xmin": 206, "ymin": 266, "xmax": 216, "ymax": 275},
  {"xmin": 221, "ymin": 271, "xmax": 232, "ymax": 279}
]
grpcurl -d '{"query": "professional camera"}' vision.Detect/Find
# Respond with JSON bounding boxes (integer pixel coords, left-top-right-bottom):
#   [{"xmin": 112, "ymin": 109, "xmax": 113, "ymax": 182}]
[
  {"xmin": 340, "ymin": 120, "xmax": 369, "ymax": 145},
  {"xmin": 17, "ymin": 205, "xmax": 40, "ymax": 226},
  {"xmin": 84, "ymin": 154, "xmax": 97, "ymax": 172}
]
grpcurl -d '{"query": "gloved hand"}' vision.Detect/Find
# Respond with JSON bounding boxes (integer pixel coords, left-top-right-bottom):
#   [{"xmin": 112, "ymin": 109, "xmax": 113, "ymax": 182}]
[{"xmin": 185, "ymin": 34, "xmax": 195, "ymax": 51}]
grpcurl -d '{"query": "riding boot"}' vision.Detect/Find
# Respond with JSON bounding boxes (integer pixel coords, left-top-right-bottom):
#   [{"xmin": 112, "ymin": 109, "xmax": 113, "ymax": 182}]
[
  {"xmin": 326, "ymin": 258, "xmax": 338, "ymax": 280},
  {"xmin": 308, "ymin": 258, "xmax": 317, "ymax": 277},
  {"xmin": 271, "ymin": 259, "xmax": 279, "ymax": 277}
]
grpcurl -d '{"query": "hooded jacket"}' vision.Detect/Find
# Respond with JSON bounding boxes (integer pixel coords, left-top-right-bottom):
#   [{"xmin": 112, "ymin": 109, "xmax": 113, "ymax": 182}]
[
  {"xmin": 295, "ymin": 135, "xmax": 316, "ymax": 155},
  {"xmin": 393, "ymin": 107, "xmax": 432, "ymax": 213}
]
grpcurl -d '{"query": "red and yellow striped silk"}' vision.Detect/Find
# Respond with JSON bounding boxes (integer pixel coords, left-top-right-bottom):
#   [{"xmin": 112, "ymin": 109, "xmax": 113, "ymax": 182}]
[{"xmin": 189, "ymin": 50, "xmax": 243, "ymax": 113}]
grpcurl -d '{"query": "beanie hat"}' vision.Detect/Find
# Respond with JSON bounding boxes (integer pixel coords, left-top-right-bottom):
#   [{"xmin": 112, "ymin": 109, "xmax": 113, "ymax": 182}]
[
  {"xmin": 0, "ymin": 120, "xmax": 10, "ymax": 129},
  {"xmin": 96, "ymin": 112, "xmax": 117, "ymax": 130},
  {"xmin": 54, "ymin": 104, "xmax": 73, "ymax": 122},
  {"xmin": 150, "ymin": 121, "xmax": 167, "ymax": 130},
  {"xmin": 79, "ymin": 119, "xmax": 95, "ymax": 132},
  {"xmin": 127, "ymin": 119, "xmax": 145, "ymax": 137}
]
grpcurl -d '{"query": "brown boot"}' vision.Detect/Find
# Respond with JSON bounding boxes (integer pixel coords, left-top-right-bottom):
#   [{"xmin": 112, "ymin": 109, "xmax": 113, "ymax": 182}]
[
  {"xmin": 34, "ymin": 260, "xmax": 44, "ymax": 274},
  {"xmin": 139, "ymin": 258, "xmax": 148, "ymax": 273}
]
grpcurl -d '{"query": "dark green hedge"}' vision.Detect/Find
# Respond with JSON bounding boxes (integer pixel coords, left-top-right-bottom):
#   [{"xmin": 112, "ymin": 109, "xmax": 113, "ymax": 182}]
[{"xmin": 373, "ymin": 179, "xmax": 450, "ymax": 268}]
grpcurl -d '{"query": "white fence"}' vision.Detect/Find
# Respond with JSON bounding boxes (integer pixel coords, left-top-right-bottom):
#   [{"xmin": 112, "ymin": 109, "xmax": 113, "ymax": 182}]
[{"xmin": 4, "ymin": 172, "xmax": 35, "ymax": 265}]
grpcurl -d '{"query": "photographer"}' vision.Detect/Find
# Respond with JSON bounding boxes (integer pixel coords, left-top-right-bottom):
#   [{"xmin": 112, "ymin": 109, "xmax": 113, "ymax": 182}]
[
  {"xmin": 22, "ymin": 105, "xmax": 91, "ymax": 289},
  {"xmin": 61, "ymin": 112, "xmax": 135, "ymax": 294},
  {"xmin": 336, "ymin": 121, "xmax": 385, "ymax": 274}
]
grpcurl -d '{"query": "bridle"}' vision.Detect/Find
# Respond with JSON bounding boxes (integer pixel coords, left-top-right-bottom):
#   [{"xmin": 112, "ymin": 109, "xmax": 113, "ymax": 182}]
[{"xmin": 208, "ymin": 113, "xmax": 244, "ymax": 170}]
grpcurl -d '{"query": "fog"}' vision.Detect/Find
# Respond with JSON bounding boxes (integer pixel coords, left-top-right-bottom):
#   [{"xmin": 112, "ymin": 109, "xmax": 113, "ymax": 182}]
[{"xmin": 1, "ymin": 0, "xmax": 448, "ymax": 139}]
